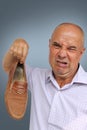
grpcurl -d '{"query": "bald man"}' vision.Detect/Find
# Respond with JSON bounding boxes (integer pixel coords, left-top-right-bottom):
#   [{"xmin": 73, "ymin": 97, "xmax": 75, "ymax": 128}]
[{"xmin": 3, "ymin": 23, "xmax": 87, "ymax": 130}]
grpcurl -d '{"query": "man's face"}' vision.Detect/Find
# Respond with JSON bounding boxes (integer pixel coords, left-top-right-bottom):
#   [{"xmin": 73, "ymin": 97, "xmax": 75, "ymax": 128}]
[{"xmin": 49, "ymin": 25, "xmax": 85, "ymax": 79}]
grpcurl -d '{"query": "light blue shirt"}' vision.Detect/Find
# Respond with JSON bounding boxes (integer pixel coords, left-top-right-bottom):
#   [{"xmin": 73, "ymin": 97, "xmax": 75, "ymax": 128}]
[{"xmin": 26, "ymin": 65, "xmax": 87, "ymax": 130}]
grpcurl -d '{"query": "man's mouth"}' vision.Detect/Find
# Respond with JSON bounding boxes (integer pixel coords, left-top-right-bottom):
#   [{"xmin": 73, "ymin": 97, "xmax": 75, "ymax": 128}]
[{"xmin": 56, "ymin": 60, "xmax": 68, "ymax": 67}]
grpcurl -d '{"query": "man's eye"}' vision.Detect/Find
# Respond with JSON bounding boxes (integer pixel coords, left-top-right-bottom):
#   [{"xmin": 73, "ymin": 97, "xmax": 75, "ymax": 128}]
[{"xmin": 68, "ymin": 47, "xmax": 77, "ymax": 51}]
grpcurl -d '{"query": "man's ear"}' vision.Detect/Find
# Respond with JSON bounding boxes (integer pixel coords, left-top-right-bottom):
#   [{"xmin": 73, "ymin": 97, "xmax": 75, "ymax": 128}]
[
  {"xmin": 81, "ymin": 47, "xmax": 86, "ymax": 55},
  {"xmin": 49, "ymin": 39, "xmax": 51, "ymax": 47},
  {"xmin": 80, "ymin": 48, "xmax": 86, "ymax": 60}
]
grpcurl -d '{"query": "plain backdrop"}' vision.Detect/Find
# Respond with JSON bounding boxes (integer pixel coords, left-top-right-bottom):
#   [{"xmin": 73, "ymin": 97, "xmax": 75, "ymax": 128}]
[{"xmin": 0, "ymin": 0, "xmax": 87, "ymax": 130}]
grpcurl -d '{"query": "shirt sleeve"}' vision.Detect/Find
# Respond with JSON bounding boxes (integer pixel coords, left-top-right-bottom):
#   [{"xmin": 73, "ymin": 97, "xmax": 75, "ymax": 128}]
[{"xmin": 25, "ymin": 64, "xmax": 33, "ymax": 92}]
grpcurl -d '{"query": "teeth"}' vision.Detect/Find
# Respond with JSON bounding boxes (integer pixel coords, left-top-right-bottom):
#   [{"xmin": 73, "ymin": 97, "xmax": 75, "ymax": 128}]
[{"xmin": 58, "ymin": 61, "xmax": 67, "ymax": 64}]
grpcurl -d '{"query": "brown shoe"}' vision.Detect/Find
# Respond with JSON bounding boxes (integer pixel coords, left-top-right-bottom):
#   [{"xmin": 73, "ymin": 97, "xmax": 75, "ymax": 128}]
[{"xmin": 5, "ymin": 61, "xmax": 28, "ymax": 120}]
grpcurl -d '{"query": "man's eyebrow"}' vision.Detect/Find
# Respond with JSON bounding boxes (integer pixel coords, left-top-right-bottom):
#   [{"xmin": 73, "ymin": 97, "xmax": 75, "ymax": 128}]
[{"xmin": 52, "ymin": 42, "xmax": 61, "ymax": 46}]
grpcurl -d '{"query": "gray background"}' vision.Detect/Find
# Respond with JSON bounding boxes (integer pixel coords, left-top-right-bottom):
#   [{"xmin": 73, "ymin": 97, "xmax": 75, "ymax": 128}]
[{"xmin": 0, "ymin": 0, "xmax": 87, "ymax": 129}]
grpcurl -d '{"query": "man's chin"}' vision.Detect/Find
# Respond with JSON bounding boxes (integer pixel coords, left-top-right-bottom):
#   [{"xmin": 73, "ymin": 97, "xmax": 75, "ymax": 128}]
[{"xmin": 55, "ymin": 71, "xmax": 70, "ymax": 79}]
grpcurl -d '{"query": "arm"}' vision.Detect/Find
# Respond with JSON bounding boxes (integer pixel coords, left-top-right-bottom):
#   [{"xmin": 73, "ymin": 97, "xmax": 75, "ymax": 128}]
[{"xmin": 2, "ymin": 38, "xmax": 29, "ymax": 73}]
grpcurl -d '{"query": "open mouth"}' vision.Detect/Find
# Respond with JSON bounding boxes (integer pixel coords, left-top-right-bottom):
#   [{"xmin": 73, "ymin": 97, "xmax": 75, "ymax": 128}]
[{"xmin": 57, "ymin": 60, "xmax": 68, "ymax": 67}]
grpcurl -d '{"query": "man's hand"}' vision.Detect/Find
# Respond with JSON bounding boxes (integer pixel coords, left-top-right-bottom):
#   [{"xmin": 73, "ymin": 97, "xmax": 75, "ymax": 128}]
[
  {"xmin": 9, "ymin": 38, "xmax": 29, "ymax": 63},
  {"xmin": 3, "ymin": 38, "xmax": 29, "ymax": 73}
]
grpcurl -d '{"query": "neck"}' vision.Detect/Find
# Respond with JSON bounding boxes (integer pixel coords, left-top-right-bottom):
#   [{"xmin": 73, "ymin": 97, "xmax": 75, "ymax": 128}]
[{"xmin": 56, "ymin": 76, "xmax": 73, "ymax": 88}]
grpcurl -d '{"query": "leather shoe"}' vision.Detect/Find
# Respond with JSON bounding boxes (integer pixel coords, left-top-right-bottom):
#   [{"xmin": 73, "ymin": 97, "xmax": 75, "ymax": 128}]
[{"xmin": 5, "ymin": 61, "xmax": 28, "ymax": 120}]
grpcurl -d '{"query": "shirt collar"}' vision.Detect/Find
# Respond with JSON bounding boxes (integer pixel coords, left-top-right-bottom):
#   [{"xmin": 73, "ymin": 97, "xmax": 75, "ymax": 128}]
[
  {"xmin": 46, "ymin": 69, "xmax": 54, "ymax": 83},
  {"xmin": 72, "ymin": 65, "xmax": 87, "ymax": 85}
]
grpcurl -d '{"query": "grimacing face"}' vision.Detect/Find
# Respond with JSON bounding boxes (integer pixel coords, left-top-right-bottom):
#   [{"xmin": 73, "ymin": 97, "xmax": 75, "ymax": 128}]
[{"xmin": 49, "ymin": 24, "xmax": 85, "ymax": 79}]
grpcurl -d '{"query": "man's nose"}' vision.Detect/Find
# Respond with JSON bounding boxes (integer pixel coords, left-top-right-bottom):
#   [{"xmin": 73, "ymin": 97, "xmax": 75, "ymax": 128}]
[{"xmin": 58, "ymin": 48, "xmax": 67, "ymax": 58}]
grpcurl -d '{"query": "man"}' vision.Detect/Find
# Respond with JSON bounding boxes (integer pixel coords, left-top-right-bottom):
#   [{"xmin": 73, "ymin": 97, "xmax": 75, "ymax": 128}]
[{"xmin": 3, "ymin": 23, "xmax": 87, "ymax": 130}]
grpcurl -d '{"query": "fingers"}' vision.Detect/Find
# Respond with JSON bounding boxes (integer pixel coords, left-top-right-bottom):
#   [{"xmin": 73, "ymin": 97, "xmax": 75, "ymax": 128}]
[
  {"xmin": 21, "ymin": 45, "xmax": 28, "ymax": 63},
  {"xmin": 9, "ymin": 38, "xmax": 29, "ymax": 63}
]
